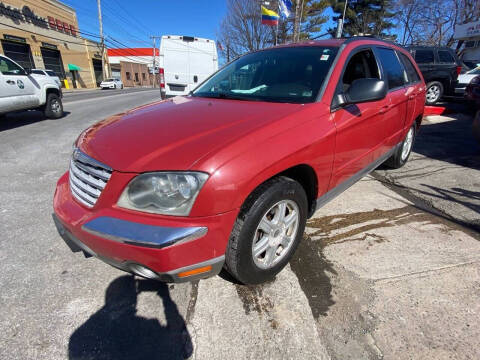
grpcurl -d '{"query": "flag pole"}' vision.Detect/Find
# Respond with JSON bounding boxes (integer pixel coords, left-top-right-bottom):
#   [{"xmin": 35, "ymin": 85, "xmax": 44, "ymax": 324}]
[{"xmin": 275, "ymin": 20, "xmax": 279, "ymax": 45}]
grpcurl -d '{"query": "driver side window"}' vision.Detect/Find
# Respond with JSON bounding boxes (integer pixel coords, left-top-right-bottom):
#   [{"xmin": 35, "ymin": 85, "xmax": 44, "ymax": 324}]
[
  {"xmin": 342, "ymin": 49, "xmax": 379, "ymax": 92},
  {"xmin": 0, "ymin": 57, "xmax": 26, "ymax": 76}
]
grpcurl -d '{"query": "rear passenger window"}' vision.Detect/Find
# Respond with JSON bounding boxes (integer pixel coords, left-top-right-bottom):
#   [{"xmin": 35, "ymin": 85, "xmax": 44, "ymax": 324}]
[
  {"xmin": 438, "ymin": 50, "xmax": 455, "ymax": 63},
  {"xmin": 398, "ymin": 53, "xmax": 420, "ymax": 83},
  {"xmin": 376, "ymin": 48, "xmax": 406, "ymax": 89},
  {"xmin": 414, "ymin": 50, "xmax": 435, "ymax": 64}
]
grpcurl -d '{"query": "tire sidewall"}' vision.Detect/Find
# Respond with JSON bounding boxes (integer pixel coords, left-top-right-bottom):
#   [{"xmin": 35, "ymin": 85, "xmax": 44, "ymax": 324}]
[
  {"xmin": 231, "ymin": 178, "xmax": 308, "ymax": 284},
  {"xmin": 426, "ymin": 81, "xmax": 443, "ymax": 105},
  {"xmin": 44, "ymin": 93, "xmax": 63, "ymax": 119}
]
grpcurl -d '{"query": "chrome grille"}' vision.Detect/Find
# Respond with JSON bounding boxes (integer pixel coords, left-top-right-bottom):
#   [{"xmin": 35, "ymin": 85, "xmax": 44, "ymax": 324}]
[{"xmin": 69, "ymin": 149, "xmax": 112, "ymax": 208}]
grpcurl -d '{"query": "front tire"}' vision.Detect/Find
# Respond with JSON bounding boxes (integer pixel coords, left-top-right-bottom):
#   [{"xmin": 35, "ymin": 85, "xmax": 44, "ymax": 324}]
[
  {"xmin": 425, "ymin": 81, "xmax": 443, "ymax": 105},
  {"xmin": 385, "ymin": 124, "xmax": 416, "ymax": 169},
  {"xmin": 225, "ymin": 176, "xmax": 308, "ymax": 284},
  {"xmin": 43, "ymin": 93, "xmax": 63, "ymax": 119}
]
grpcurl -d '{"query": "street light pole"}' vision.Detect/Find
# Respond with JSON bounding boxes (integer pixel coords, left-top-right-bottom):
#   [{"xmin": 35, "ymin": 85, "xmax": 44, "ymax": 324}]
[{"xmin": 336, "ymin": 0, "xmax": 348, "ymax": 38}]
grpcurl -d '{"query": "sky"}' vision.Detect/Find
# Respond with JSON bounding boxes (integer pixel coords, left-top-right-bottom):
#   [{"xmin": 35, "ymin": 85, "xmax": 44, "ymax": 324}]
[{"xmin": 61, "ymin": 0, "xmax": 228, "ymax": 48}]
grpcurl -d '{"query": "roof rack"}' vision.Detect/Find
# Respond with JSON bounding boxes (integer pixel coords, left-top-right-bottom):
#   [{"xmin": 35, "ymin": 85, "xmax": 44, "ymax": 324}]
[{"xmin": 343, "ymin": 36, "xmax": 401, "ymax": 47}]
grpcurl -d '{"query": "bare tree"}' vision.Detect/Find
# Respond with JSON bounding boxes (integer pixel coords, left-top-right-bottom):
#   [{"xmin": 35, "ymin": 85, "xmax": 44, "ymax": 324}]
[{"xmin": 217, "ymin": 0, "xmax": 274, "ymax": 62}]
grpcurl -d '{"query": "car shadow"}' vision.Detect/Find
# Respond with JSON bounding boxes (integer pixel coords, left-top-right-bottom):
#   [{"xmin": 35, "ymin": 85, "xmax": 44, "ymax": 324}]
[
  {"xmin": 0, "ymin": 110, "xmax": 71, "ymax": 132},
  {"xmin": 414, "ymin": 114, "xmax": 480, "ymax": 170},
  {"xmin": 68, "ymin": 275, "xmax": 193, "ymax": 360}
]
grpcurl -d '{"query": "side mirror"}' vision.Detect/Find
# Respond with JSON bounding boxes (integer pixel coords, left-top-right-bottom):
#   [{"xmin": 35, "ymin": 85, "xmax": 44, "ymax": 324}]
[{"xmin": 344, "ymin": 78, "xmax": 387, "ymax": 104}]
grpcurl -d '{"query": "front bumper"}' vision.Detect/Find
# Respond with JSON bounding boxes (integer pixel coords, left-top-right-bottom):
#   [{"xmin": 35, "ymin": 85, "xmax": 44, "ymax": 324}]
[{"xmin": 53, "ymin": 171, "xmax": 238, "ymax": 282}]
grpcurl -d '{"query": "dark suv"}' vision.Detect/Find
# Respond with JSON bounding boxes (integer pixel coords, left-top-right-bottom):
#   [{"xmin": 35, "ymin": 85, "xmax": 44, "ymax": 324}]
[{"xmin": 408, "ymin": 46, "xmax": 462, "ymax": 105}]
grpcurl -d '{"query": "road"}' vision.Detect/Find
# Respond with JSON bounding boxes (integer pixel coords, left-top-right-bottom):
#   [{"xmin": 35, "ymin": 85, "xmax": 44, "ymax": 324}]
[{"xmin": 0, "ymin": 91, "xmax": 478, "ymax": 360}]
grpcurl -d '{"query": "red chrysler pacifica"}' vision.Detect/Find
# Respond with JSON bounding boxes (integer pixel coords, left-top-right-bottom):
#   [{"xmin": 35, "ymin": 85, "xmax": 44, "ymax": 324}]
[{"xmin": 53, "ymin": 38, "xmax": 425, "ymax": 285}]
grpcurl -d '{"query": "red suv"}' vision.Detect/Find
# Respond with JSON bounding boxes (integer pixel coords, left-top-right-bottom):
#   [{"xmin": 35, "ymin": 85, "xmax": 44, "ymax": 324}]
[{"xmin": 53, "ymin": 38, "xmax": 425, "ymax": 285}]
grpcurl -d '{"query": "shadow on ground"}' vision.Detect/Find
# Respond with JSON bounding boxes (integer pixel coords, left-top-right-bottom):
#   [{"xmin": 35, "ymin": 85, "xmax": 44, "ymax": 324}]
[
  {"xmin": 68, "ymin": 275, "xmax": 192, "ymax": 360},
  {"xmin": 414, "ymin": 114, "xmax": 480, "ymax": 170},
  {"xmin": 0, "ymin": 111, "xmax": 70, "ymax": 132}
]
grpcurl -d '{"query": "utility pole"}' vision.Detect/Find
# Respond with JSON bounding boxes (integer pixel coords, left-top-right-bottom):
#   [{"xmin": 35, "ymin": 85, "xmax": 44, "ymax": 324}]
[
  {"xmin": 150, "ymin": 36, "xmax": 162, "ymax": 92},
  {"xmin": 97, "ymin": 0, "xmax": 107, "ymax": 80},
  {"xmin": 336, "ymin": 0, "xmax": 348, "ymax": 39}
]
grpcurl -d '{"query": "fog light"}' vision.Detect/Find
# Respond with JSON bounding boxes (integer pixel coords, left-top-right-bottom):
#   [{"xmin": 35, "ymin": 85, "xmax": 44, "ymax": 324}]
[{"xmin": 129, "ymin": 264, "xmax": 159, "ymax": 280}]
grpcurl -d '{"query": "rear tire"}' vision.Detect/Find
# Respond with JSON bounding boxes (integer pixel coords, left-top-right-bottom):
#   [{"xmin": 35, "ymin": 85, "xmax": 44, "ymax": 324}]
[
  {"xmin": 384, "ymin": 124, "xmax": 416, "ymax": 169},
  {"xmin": 43, "ymin": 93, "xmax": 63, "ymax": 119},
  {"xmin": 425, "ymin": 81, "xmax": 443, "ymax": 105},
  {"xmin": 225, "ymin": 176, "xmax": 308, "ymax": 285}
]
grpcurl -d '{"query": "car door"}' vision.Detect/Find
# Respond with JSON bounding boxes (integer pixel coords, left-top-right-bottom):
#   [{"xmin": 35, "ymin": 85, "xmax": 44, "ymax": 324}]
[
  {"xmin": 329, "ymin": 47, "xmax": 389, "ymax": 189},
  {"xmin": 374, "ymin": 47, "xmax": 408, "ymax": 152},
  {"xmin": 0, "ymin": 56, "xmax": 38, "ymax": 112},
  {"xmin": 398, "ymin": 51, "xmax": 423, "ymax": 128}
]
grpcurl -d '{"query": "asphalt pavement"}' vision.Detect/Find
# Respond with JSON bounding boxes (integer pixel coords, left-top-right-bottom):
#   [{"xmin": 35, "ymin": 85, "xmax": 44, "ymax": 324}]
[{"xmin": 0, "ymin": 92, "xmax": 478, "ymax": 360}]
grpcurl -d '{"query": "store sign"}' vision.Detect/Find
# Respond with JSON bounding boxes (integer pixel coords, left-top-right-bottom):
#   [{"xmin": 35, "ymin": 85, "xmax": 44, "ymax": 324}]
[
  {"xmin": 0, "ymin": 2, "xmax": 77, "ymax": 36},
  {"xmin": 454, "ymin": 20, "xmax": 480, "ymax": 39}
]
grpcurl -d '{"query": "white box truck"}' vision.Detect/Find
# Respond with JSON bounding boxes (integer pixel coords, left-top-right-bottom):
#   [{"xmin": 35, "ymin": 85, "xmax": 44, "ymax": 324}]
[{"xmin": 159, "ymin": 35, "xmax": 218, "ymax": 98}]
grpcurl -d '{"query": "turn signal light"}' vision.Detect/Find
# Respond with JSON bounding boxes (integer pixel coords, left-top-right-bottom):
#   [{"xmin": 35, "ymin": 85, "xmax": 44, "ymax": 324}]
[{"xmin": 178, "ymin": 265, "xmax": 212, "ymax": 278}]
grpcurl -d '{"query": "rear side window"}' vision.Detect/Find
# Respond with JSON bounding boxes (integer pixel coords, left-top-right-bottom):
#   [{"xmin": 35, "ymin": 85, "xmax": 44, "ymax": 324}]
[
  {"xmin": 438, "ymin": 50, "xmax": 455, "ymax": 63},
  {"xmin": 414, "ymin": 50, "xmax": 435, "ymax": 64},
  {"xmin": 376, "ymin": 47, "xmax": 406, "ymax": 89},
  {"xmin": 398, "ymin": 53, "xmax": 421, "ymax": 83}
]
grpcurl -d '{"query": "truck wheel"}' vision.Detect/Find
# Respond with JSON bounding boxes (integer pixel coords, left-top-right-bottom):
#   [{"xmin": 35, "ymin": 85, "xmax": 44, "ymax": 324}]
[
  {"xmin": 385, "ymin": 124, "xmax": 416, "ymax": 169},
  {"xmin": 225, "ymin": 176, "xmax": 308, "ymax": 285},
  {"xmin": 44, "ymin": 93, "xmax": 63, "ymax": 119},
  {"xmin": 425, "ymin": 81, "xmax": 443, "ymax": 105}
]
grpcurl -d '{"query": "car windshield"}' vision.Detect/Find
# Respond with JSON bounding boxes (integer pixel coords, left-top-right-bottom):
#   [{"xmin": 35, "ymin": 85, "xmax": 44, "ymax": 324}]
[
  {"xmin": 192, "ymin": 46, "xmax": 339, "ymax": 103},
  {"xmin": 46, "ymin": 70, "xmax": 57, "ymax": 76},
  {"xmin": 104, "ymin": 78, "xmax": 115, "ymax": 82},
  {"xmin": 31, "ymin": 70, "xmax": 45, "ymax": 75},
  {"xmin": 467, "ymin": 67, "xmax": 480, "ymax": 75}
]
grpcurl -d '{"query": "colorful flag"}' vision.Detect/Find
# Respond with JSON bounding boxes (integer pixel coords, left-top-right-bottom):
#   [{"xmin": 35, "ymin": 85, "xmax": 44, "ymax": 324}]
[
  {"xmin": 279, "ymin": 0, "xmax": 293, "ymax": 19},
  {"xmin": 261, "ymin": 6, "xmax": 279, "ymax": 26},
  {"xmin": 216, "ymin": 40, "xmax": 223, "ymax": 51}
]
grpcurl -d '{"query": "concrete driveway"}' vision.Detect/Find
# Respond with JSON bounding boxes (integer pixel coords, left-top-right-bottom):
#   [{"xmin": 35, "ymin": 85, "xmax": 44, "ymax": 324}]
[{"xmin": 0, "ymin": 94, "xmax": 478, "ymax": 359}]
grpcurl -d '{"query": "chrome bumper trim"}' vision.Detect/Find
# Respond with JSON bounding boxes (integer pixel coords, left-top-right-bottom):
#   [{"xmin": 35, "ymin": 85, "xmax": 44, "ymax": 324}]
[{"xmin": 82, "ymin": 216, "xmax": 208, "ymax": 249}]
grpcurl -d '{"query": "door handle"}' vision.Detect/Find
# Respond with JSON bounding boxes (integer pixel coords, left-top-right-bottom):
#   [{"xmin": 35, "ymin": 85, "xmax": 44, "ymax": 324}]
[
  {"xmin": 6, "ymin": 80, "xmax": 15, "ymax": 85},
  {"xmin": 379, "ymin": 105, "xmax": 390, "ymax": 114}
]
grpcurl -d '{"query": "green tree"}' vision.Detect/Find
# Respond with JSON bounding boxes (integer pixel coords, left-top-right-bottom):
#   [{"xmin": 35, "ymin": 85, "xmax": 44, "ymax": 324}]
[{"xmin": 329, "ymin": 0, "xmax": 396, "ymax": 37}]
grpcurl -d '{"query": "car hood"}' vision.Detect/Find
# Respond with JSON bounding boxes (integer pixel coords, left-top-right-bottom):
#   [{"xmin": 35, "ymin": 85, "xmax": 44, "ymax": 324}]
[{"xmin": 77, "ymin": 96, "xmax": 303, "ymax": 173}]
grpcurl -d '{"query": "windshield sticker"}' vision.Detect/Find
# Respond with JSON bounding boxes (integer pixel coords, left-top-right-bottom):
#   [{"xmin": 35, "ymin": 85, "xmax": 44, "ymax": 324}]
[{"xmin": 320, "ymin": 54, "xmax": 330, "ymax": 61}]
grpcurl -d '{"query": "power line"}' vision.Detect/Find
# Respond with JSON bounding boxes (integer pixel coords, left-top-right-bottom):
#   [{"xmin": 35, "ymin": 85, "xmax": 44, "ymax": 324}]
[{"xmin": 102, "ymin": 0, "xmax": 152, "ymax": 37}]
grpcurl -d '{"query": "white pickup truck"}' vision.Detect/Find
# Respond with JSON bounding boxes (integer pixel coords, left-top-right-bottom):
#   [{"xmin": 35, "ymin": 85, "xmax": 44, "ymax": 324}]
[{"xmin": 0, "ymin": 54, "xmax": 63, "ymax": 119}]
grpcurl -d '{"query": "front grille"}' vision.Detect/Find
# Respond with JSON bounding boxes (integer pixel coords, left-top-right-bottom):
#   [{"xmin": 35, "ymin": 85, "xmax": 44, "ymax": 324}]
[{"xmin": 69, "ymin": 149, "xmax": 112, "ymax": 208}]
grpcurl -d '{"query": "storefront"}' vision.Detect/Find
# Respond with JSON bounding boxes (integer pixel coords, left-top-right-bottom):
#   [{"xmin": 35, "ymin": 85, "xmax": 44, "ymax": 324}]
[
  {"xmin": 0, "ymin": 0, "xmax": 109, "ymax": 88},
  {"xmin": 454, "ymin": 19, "xmax": 480, "ymax": 68}
]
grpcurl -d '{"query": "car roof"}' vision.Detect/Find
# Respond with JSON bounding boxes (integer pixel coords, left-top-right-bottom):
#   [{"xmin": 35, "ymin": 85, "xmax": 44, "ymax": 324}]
[{"xmin": 271, "ymin": 36, "xmax": 402, "ymax": 50}]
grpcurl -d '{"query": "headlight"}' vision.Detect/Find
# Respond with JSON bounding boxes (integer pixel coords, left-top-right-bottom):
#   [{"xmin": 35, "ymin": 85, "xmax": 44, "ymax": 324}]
[{"xmin": 117, "ymin": 172, "xmax": 209, "ymax": 216}]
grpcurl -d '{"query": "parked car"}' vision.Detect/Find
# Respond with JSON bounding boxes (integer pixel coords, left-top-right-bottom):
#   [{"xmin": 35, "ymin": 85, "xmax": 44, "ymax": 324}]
[
  {"xmin": 465, "ymin": 75, "xmax": 480, "ymax": 107},
  {"xmin": 159, "ymin": 35, "xmax": 218, "ymax": 99},
  {"xmin": 100, "ymin": 78, "xmax": 123, "ymax": 89},
  {"xmin": 455, "ymin": 66, "xmax": 480, "ymax": 95},
  {"xmin": 31, "ymin": 69, "xmax": 62, "ymax": 87},
  {"xmin": 53, "ymin": 38, "xmax": 425, "ymax": 285},
  {"xmin": 408, "ymin": 46, "xmax": 461, "ymax": 105},
  {"xmin": 0, "ymin": 54, "xmax": 63, "ymax": 118}
]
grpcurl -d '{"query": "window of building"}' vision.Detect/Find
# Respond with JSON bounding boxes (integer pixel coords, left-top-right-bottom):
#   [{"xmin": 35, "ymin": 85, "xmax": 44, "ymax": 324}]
[
  {"xmin": 142, "ymin": 73, "xmax": 146, "ymax": 81},
  {"xmin": 126, "ymin": 72, "xmax": 131, "ymax": 80},
  {"xmin": 414, "ymin": 49, "xmax": 435, "ymax": 64},
  {"xmin": 135, "ymin": 73, "xmax": 139, "ymax": 82}
]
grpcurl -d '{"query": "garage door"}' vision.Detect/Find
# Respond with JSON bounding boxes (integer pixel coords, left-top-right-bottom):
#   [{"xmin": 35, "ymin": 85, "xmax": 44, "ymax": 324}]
[
  {"xmin": 1, "ymin": 40, "xmax": 34, "ymax": 70},
  {"xmin": 41, "ymin": 48, "xmax": 65, "ymax": 79}
]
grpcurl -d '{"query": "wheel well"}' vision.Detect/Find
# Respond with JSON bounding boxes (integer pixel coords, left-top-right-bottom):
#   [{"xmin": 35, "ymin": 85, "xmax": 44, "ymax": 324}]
[
  {"xmin": 46, "ymin": 88, "xmax": 60, "ymax": 97},
  {"xmin": 279, "ymin": 164, "xmax": 318, "ymax": 218},
  {"xmin": 415, "ymin": 114, "xmax": 422, "ymax": 131}
]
